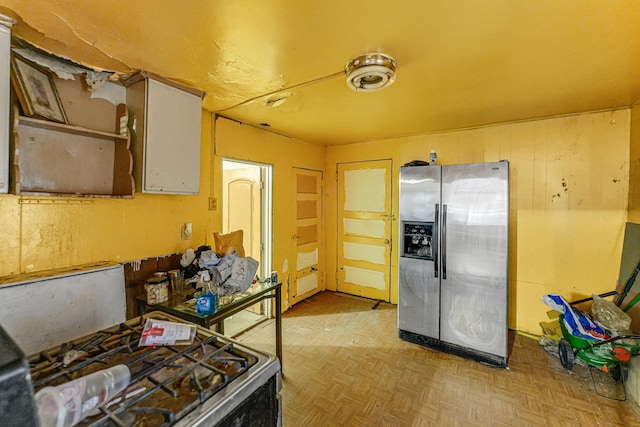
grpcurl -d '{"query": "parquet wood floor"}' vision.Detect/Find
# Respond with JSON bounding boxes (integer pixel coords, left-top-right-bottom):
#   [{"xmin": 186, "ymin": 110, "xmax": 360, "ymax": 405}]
[{"xmin": 236, "ymin": 291, "xmax": 640, "ymax": 426}]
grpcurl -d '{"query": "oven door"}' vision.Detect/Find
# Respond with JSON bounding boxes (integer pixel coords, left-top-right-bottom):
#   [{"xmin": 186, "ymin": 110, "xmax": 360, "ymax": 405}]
[
  {"xmin": 183, "ymin": 369, "xmax": 281, "ymax": 427},
  {"xmin": 0, "ymin": 323, "xmax": 39, "ymax": 427}
]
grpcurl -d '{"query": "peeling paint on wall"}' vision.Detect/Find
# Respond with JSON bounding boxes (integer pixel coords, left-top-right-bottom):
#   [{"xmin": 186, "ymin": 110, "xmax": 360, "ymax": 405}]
[
  {"xmin": 13, "ymin": 46, "xmax": 125, "ymax": 104},
  {"xmin": 130, "ymin": 259, "xmax": 142, "ymax": 272},
  {"xmin": 14, "ymin": 47, "xmax": 106, "ymax": 80}
]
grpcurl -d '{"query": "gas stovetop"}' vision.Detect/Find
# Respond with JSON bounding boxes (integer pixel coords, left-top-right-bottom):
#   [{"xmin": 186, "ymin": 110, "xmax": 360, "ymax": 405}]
[{"xmin": 28, "ymin": 312, "xmax": 280, "ymax": 427}]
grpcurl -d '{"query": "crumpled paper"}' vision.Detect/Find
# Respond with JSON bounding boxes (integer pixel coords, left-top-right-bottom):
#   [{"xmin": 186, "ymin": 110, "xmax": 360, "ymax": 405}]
[
  {"xmin": 198, "ymin": 250, "xmax": 220, "ymax": 269},
  {"xmin": 180, "ymin": 248, "xmax": 196, "ymax": 268}
]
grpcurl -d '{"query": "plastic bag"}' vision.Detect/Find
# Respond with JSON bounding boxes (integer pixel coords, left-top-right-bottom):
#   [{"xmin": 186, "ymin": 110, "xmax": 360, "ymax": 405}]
[
  {"xmin": 214, "ymin": 230, "xmax": 245, "ymax": 257},
  {"xmin": 591, "ymin": 294, "xmax": 632, "ymax": 332},
  {"xmin": 542, "ymin": 293, "xmax": 609, "ymax": 341},
  {"xmin": 180, "ymin": 248, "xmax": 196, "ymax": 267},
  {"xmin": 226, "ymin": 256, "xmax": 259, "ymax": 292}
]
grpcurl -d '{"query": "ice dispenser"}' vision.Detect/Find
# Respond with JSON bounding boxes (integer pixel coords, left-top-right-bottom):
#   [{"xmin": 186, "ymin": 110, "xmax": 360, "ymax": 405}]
[{"xmin": 401, "ymin": 221, "xmax": 435, "ymax": 260}]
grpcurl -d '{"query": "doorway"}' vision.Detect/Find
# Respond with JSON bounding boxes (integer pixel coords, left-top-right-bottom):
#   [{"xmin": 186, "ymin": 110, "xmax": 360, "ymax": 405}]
[
  {"xmin": 222, "ymin": 159, "xmax": 273, "ymax": 336},
  {"xmin": 291, "ymin": 168, "xmax": 324, "ymax": 305}
]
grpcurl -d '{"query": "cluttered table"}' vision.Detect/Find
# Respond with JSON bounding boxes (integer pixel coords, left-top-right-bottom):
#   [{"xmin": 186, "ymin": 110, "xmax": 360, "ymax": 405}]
[{"xmin": 136, "ymin": 280, "xmax": 282, "ymax": 367}]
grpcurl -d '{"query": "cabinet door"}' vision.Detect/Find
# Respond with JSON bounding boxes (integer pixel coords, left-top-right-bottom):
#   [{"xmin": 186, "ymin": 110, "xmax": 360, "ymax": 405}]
[
  {"xmin": 0, "ymin": 19, "xmax": 12, "ymax": 194},
  {"xmin": 143, "ymin": 79, "xmax": 202, "ymax": 194}
]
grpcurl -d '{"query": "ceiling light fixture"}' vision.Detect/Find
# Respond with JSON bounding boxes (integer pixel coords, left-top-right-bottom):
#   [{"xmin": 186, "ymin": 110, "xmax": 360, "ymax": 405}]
[{"xmin": 345, "ymin": 53, "xmax": 396, "ymax": 92}]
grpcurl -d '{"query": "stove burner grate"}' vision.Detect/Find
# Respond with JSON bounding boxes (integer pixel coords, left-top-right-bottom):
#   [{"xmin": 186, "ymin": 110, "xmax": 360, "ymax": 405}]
[{"xmin": 28, "ymin": 314, "xmax": 258, "ymax": 426}]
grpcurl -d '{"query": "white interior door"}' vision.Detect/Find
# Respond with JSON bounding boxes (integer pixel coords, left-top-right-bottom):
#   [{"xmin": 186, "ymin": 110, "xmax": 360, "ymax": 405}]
[{"xmin": 223, "ymin": 165, "xmax": 262, "ymax": 260}]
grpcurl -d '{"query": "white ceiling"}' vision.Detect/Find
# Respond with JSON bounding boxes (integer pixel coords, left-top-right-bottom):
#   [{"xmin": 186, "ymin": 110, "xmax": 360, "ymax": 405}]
[{"xmin": 3, "ymin": 0, "xmax": 640, "ymax": 145}]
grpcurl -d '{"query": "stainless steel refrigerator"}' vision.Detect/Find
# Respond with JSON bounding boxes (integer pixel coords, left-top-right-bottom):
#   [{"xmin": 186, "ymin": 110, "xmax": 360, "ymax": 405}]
[{"xmin": 398, "ymin": 161, "xmax": 509, "ymax": 367}]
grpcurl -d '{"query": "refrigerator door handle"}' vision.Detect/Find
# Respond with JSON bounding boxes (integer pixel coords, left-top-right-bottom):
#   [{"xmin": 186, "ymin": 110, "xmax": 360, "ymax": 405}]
[
  {"xmin": 442, "ymin": 204, "xmax": 447, "ymax": 280},
  {"xmin": 434, "ymin": 203, "xmax": 439, "ymax": 278}
]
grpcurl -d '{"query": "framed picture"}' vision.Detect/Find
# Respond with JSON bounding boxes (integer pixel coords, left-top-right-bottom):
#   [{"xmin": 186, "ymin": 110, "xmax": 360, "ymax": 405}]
[{"xmin": 10, "ymin": 54, "xmax": 67, "ymax": 124}]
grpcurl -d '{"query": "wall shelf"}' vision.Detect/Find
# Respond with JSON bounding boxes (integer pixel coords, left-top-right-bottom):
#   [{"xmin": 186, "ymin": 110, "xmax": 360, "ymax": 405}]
[
  {"xmin": 12, "ymin": 103, "xmax": 134, "ymax": 198},
  {"xmin": 17, "ymin": 116, "xmax": 129, "ymax": 141}
]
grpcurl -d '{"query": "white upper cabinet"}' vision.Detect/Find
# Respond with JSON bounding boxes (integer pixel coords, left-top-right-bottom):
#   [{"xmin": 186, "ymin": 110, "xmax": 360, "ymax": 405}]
[
  {"xmin": 124, "ymin": 72, "xmax": 204, "ymax": 195},
  {"xmin": 0, "ymin": 15, "xmax": 14, "ymax": 194}
]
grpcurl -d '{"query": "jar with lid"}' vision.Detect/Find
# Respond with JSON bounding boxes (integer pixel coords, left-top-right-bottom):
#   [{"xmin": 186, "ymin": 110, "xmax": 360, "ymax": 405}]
[{"xmin": 145, "ymin": 275, "xmax": 169, "ymax": 304}]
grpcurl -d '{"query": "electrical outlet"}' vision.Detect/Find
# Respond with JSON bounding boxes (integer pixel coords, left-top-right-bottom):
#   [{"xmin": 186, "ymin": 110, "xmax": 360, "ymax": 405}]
[
  {"xmin": 208, "ymin": 197, "xmax": 217, "ymax": 211},
  {"xmin": 182, "ymin": 223, "xmax": 192, "ymax": 240}
]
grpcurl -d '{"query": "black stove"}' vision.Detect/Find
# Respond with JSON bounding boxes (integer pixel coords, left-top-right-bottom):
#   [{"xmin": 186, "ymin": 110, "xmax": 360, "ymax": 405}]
[{"xmin": 27, "ymin": 312, "xmax": 281, "ymax": 427}]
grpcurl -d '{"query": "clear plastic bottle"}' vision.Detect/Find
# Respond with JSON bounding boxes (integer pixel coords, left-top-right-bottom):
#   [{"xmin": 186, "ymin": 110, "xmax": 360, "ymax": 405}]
[
  {"xmin": 429, "ymin": 149, "xmax": 438, "ymax": 165},
  {"xmin": 35, "ymin": 364, "xmax": 131, "ymax": 427}
]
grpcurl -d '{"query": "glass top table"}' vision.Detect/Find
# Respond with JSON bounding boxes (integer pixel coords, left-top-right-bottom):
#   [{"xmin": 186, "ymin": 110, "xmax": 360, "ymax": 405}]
[{"xmin": 136, "ymin": 280, "xmax": 282, "ymax": 367}]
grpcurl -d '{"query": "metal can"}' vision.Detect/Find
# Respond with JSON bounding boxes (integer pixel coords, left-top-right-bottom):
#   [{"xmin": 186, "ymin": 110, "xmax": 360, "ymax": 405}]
[{"xmin": 270, "ymin": 271, "xmax": 278, "ymax": 283}]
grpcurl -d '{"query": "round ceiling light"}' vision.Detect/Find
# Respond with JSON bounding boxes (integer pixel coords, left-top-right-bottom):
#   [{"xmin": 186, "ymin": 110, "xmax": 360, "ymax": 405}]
[{"xmin": 345, "ymin": 53, "xmax": 396, "ymax": 92}]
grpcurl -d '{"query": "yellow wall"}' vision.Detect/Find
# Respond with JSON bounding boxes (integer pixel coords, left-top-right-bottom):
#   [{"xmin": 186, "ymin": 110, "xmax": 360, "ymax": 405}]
[
  {"xmin": 2, "ymin": 104, "xmax": 632, "ymax": 336},
  {"xmin": 0, "ymin": 112, "xmax": 215, "ymax": 276},
  {"xmin": 327, "ymin": 109, "xmax": 630, "ymax": 334},
  {"xmin": 212, "ymin": 116, "xmax": 326, "ymax": 309},
  {"xmin": 629, "ymin": 103, "xmax": 640, "ymax": 223}
]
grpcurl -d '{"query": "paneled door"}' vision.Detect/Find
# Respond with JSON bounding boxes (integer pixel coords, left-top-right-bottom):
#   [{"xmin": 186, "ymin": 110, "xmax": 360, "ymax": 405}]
[
  {"xmin": 291, "ymin": 168, "xmax": 324, "ymax": 305},
  {"xmin": 337, "ymin": 160, "xmax": 392, "ymax": 301},
  {"xmin": 223, "ymin": 165, "xmax": 262, "ymax": 260}
]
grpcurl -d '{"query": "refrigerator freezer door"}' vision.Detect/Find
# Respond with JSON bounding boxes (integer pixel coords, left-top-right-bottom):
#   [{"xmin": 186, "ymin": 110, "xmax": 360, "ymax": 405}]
[
  {"xmin": 399, "ymin": 166, "xmax": 440, "ymax": 222},
  {"xmin": 398, "ymin": 166, "xmax": 441, "ymax": 338},
  {"xmin": 399, "ymin": 257, "xmax": 439, "ymax": 337},
  {"xmin": 439, "ymin": 162, "xmax": 509, "ymax": 358}
]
